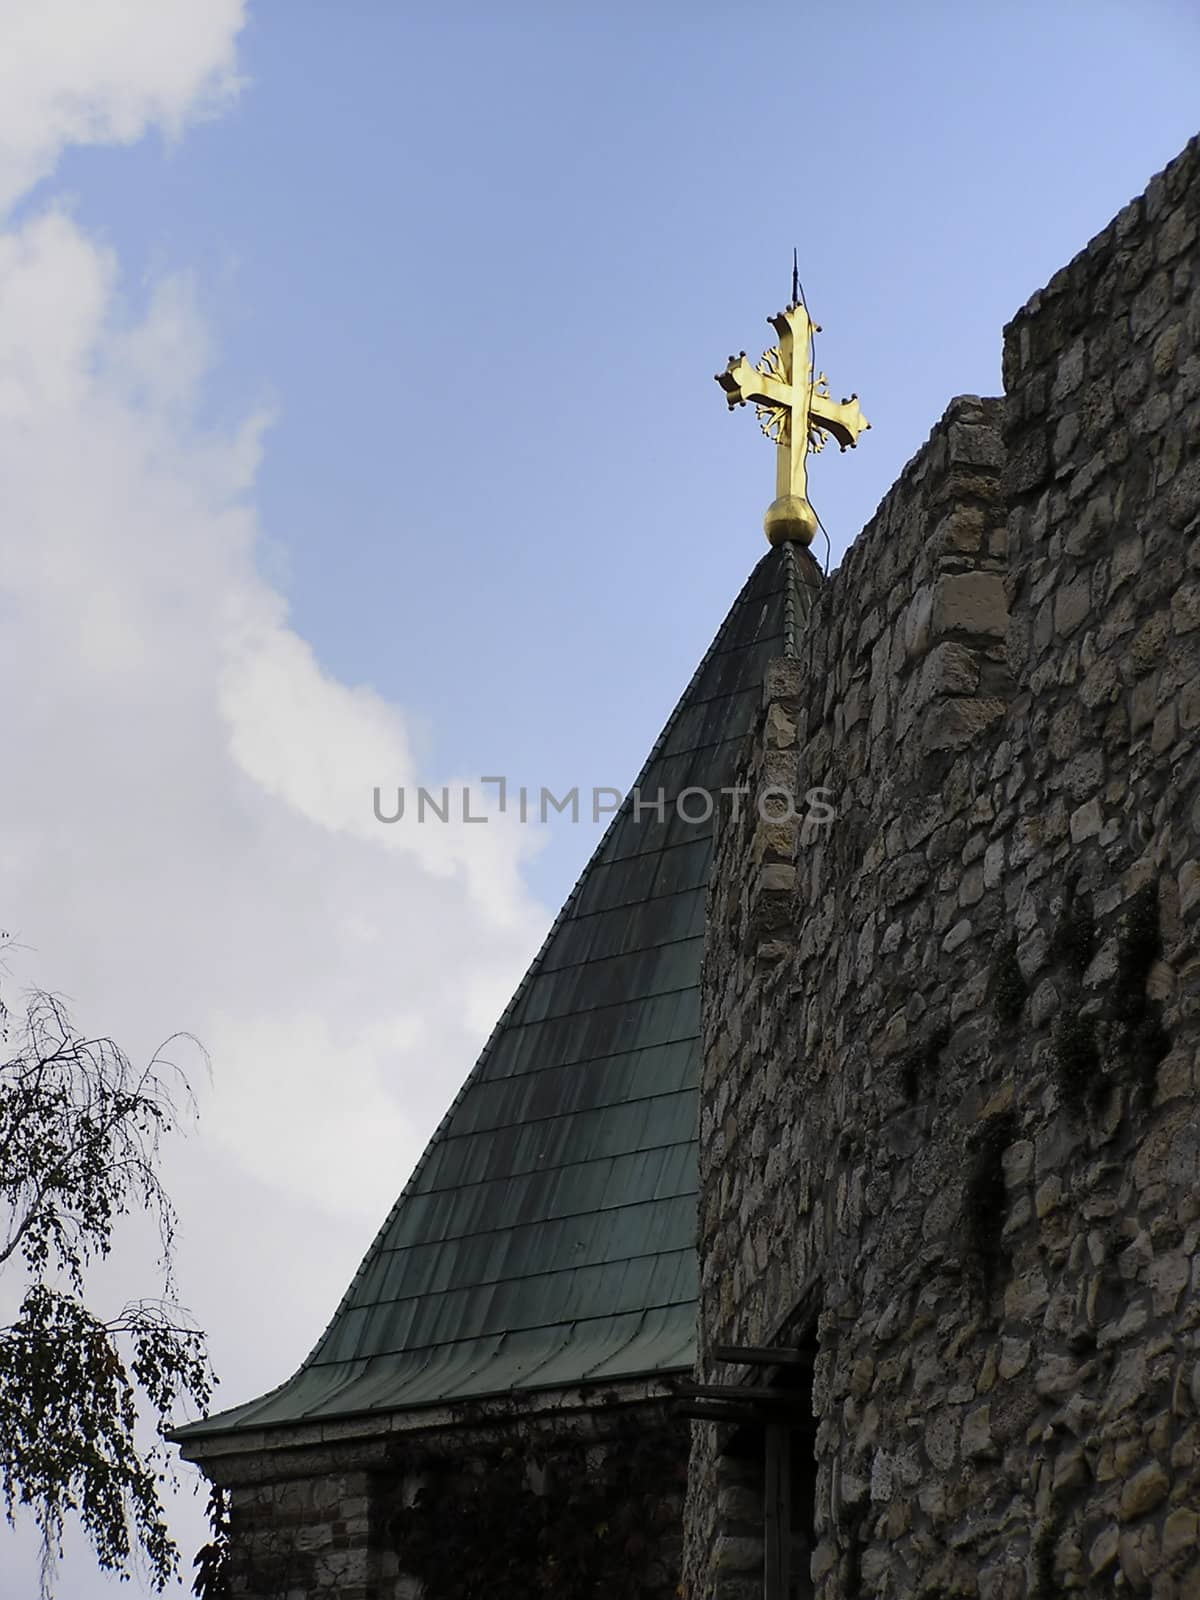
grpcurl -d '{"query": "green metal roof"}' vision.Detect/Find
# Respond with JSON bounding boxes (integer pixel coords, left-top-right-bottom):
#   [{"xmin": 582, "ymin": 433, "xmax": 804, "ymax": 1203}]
[{"xmin": 178, "ymin": 545, "xmax": 815, "ymax": 1438}]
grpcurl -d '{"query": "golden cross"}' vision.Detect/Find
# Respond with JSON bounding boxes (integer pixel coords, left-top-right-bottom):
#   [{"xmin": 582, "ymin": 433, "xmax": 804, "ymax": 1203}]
[{"xmin": 716, "ymin": 298, "xmax": 869, "ymax": 545}]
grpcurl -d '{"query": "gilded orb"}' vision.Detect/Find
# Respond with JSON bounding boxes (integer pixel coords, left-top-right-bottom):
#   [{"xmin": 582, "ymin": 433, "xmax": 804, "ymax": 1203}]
[{"xmin": 763, "ymin": 494, "xmax": 819, "ymax": 546}]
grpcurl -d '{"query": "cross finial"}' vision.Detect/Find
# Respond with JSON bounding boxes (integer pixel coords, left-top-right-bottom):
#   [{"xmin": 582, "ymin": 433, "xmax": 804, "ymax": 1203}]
[{"xmin": 716, "ymin": 281, "xmax": 869, "ymax": 546}]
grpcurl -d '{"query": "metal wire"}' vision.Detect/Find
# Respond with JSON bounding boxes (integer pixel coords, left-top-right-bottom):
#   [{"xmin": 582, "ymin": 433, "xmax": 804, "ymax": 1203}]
[{"xmin": 795, "ymin": 273, "xmax": 833, "ymax": 576}]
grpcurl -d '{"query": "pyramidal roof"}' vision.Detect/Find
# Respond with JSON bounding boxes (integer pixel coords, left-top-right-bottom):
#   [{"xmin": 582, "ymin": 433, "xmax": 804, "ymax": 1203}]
[{"xmin": 179, "ymin": 544, "xmax": 818, "ymax": 1438}]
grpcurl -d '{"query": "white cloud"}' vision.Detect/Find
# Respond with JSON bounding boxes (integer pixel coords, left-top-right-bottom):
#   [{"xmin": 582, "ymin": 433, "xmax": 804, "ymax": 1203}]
[
  {"xmin": 0, "ymin": 5, "xmax": 549, "ymax": 1593},
  {"xmin": 0, "ymin": 59, "xmax": 544, "ymax": 1230},
  {"xmin": 0, "ymin": 0, "xmax": 245, "ymax": 213}
]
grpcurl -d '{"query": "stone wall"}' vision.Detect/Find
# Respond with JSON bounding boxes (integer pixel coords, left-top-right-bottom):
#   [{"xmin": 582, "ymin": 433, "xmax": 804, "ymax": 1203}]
[
  {"xmin": 686, "ymin": 134, "xmax": 1200, "ymax": 1599},
  {"xmin": 183, "ymin": 1382, "xmax": 686, "ymax": 1599}
]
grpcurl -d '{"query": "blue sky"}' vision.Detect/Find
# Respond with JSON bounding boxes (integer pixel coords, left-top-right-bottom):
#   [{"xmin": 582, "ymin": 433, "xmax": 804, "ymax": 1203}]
[
  {"xmin": 0, "ymin": 5, "xmax": 1197, "ymax": 1593},
  {"xmin": 32, "ymin": 1, "xmax": 1200, "ymax": 902}
]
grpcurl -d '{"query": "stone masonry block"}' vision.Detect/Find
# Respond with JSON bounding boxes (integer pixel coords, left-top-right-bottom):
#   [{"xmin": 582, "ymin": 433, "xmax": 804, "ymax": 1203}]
[
  {"xmin": 933, "ymin": 506, "xmax": 986, "ymax": 554},
  {"xmin": 931, "ymin": 572, "xmax": 1008, "ymax": 641},
  {"xmin": 919, "ymin": 641, "xmax": 980, "ymax": 701},
  {"xmin": 947, "ymin": 422, "xmax": 1004, "ymax": 467},
  {"xmin": 762, "ymin": 656, "xmax": 804, "ymax": 703},
  {"xmin": 919, "ymin": 696, "xmax": 1006, "ymax": 753}
]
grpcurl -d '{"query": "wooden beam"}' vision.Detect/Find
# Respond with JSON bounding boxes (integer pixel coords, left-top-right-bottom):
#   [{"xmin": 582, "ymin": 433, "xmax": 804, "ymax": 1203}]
[
  {"xmin": 675, "ymin": 1381, "xmax": 808, "ymax": 1406},
  {"xmin": 712, "ymin": 1344, "xmax": 814, "ymax": 1367},
  {"xmin": 671, "ymin": 1400, "xmax": 765, "ymax": 1427}
]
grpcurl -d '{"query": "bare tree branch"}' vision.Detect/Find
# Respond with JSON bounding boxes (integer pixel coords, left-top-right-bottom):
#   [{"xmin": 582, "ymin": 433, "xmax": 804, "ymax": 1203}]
[{"xmin": 0, "ymin": 957, "xmax": 216, "ymax": 1596}]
